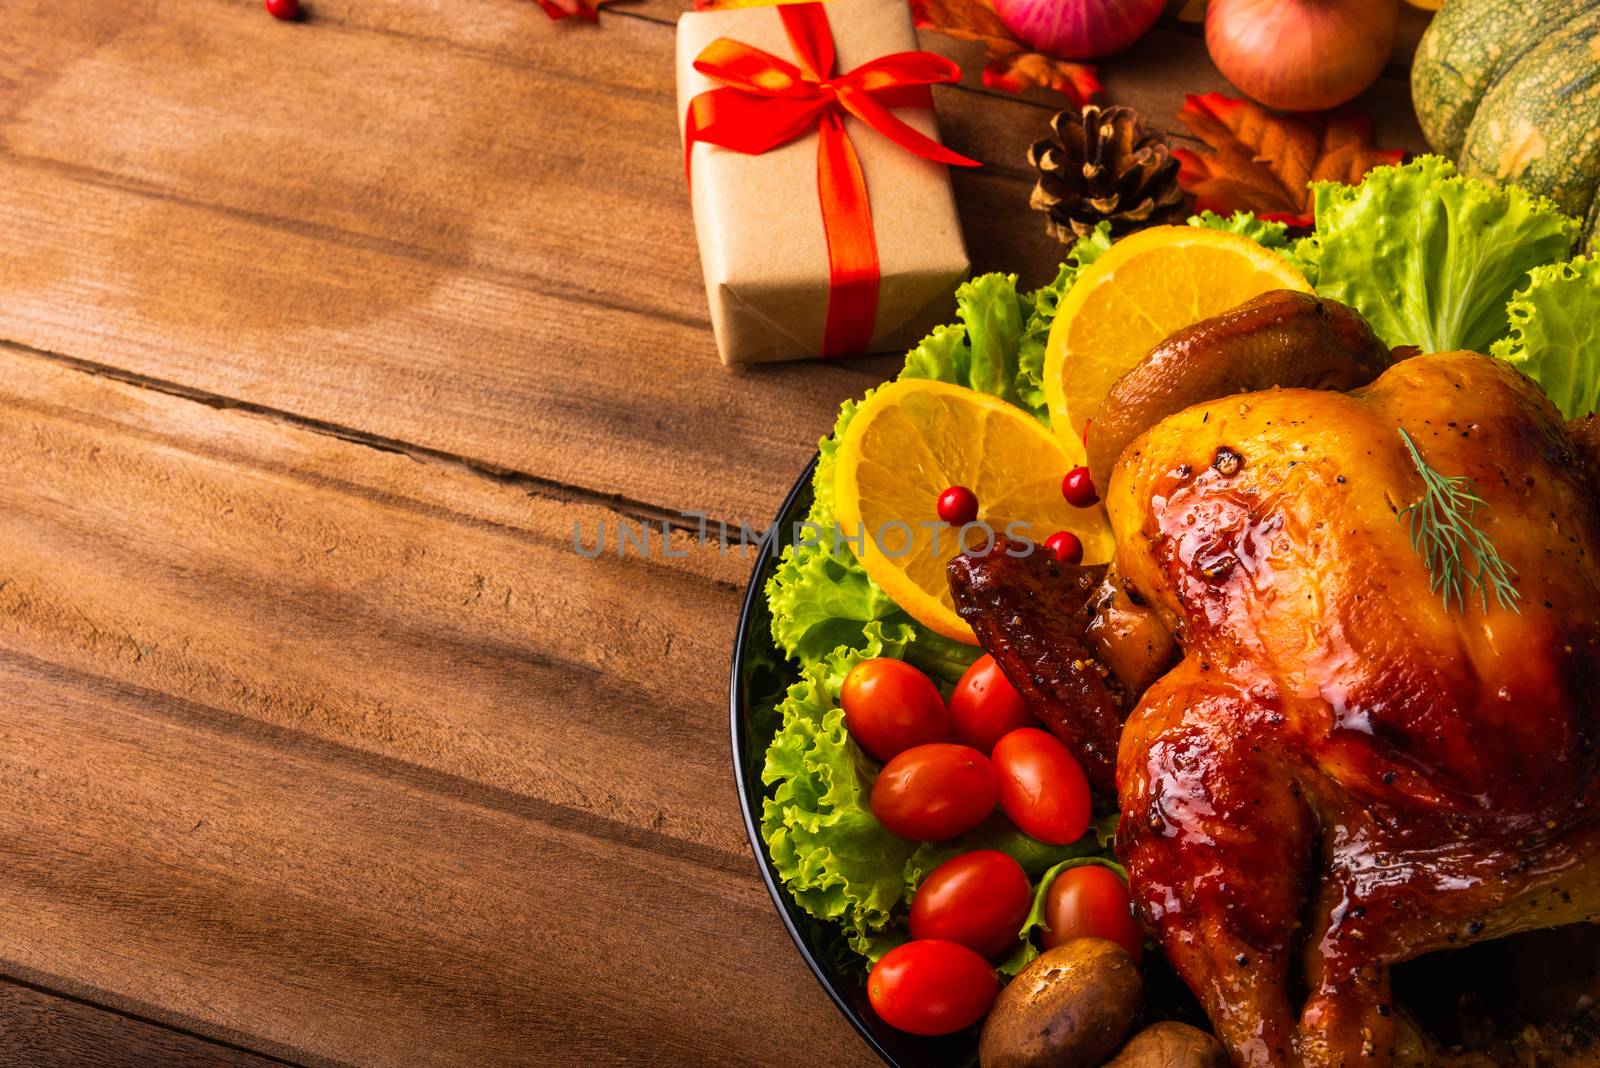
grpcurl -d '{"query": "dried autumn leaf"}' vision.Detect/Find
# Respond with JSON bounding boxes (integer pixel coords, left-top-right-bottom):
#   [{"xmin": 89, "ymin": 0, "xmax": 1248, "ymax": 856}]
[
  {"xmin": 537, "ymin": 0, "xmax": 613, "ymax": 21},
  {"xmin": 694, "ymin": 0, "xmax": 1098, "ymax": 104},
  {"xmin": 1173, "ymin": 92, "xmax": 1405, "ymax": 226},
  {"xmin": 908, "ymin": 0, "xmax": 1014, "ymax": 41},
  {"xmin": 910, "ymin": 0, "xmax": 1099, "ymax": 104},
  {"xmin": 978, "ymin": 44, "xmax": 1100, "ymax": 104}
]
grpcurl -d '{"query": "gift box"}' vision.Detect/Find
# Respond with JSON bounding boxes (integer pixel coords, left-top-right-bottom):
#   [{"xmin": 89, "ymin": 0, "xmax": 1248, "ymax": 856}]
[{"xmin": 677, "ymin": 0, "xmax": 975, "ymax": 366}]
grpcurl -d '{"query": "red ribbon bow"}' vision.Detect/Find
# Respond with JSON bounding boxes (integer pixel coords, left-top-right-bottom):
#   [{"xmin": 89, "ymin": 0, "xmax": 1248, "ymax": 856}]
[{"xmin": 684, "ymin": 3, "xmax": 980, "ymax": 358}]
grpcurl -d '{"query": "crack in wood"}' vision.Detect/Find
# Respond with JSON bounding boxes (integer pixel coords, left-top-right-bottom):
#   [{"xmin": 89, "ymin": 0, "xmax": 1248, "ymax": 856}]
[
  {"xmin": 0, "ymin": 338, "xmax": 755, "ymax": 544},
  {"xmin": 0, "ymin": 645, "xmax": 759, "ymax": 881},
  {"xmin": 0, "ymin": 974, "xmax": 308, "ymax": 1068},
  {"xmin": 0, "ymin": 149, "xmax": 714, "ymax": 335}
]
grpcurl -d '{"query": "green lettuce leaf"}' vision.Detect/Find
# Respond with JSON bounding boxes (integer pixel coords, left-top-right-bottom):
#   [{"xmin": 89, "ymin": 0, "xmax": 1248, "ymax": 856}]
[
  {"xmin": 1016, "ymin": 223, "xmax": 1113, "ymax": 422},
  {"xmin": 959, "ymin": 274, "xmax": 1028, "ymax": 403},
  {"xmin": 761, "ymin": 621, "xmax": 919, "ymax": 962},
  {"xmin": 899, "ymin": 323, "xmax": 970, "ymax": 386},
  {"xmin": 765, "ymin": 532, "xmax": 902, "ymax": 667},
  {"xmin": 1187, "ymin": 209, "xmax": 1290, "ymax": 249},
  {"xmin": 1187, "ymin": 210, "xmax": 1314, "ymax": 278},
  {"xmin": 764, "ymin": 399, "xmax": 982, "ymax": 684},
  {"xmin": 1014, "ymin": 264, "xmax": 1072, "ymax": 425},
  {"xmin": 998, "ymin": 839, "xmax": 1126, "ymax": 976},
  {"xmin": 900, "ymin": 273, "xmax": 1029, "ymax": 402},
  {"xmin": 1491, "ymin": 256, "xmax": 1600, "ymax": 419},
  {"xmin": 901, "ymin": 813, "xmax": 1116, "ymax": 896},
  {"xmin": 1299, "ymin": 156, "xmax": 1579, "ymax": 354},
  {"xmin": 1068, "ymin": 222, "xmax": 1116, "ymax": 268},
  {"xmin": 766, "ymin": 396, "xmax": 890, "ymax": 668}
]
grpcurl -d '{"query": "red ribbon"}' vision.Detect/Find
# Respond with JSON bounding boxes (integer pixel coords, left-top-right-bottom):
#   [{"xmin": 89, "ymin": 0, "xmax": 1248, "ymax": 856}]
[{"xmin": 684, "ymin": 3, "xmax": 979, "ymax": 358}]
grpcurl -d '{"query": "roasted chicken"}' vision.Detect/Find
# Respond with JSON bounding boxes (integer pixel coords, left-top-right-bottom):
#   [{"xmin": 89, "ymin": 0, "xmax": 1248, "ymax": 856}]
[{"xmin": 951, "ymin": 294, "xmax": 1600, "ymax": 1067}]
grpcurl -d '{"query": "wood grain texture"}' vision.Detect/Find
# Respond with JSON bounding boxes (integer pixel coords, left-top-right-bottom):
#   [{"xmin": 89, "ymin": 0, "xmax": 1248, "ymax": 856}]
[
  {"xmin": 0, "ymin": 654, "xmax": 873, "ymax": 1068},
  {"xmin": 0, "ymin": 346, "xmax": 876, "ymax": 1068},
  {"xmin": 0, "ymin": 980, "xmax": 283, "ymax": 1068},
  {"xmin": 0, "ymin": 0, "xmax": 1066, "ymax": 528},
  {"xmin": 0, "ymin": 342, "xmax": 748, "ymax": 859}
]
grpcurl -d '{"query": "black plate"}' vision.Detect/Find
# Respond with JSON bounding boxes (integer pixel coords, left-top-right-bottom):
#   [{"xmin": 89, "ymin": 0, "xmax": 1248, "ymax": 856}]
[{"xmin": 728, "ymin": 456, "xmax": 977, "ymax": 1068}]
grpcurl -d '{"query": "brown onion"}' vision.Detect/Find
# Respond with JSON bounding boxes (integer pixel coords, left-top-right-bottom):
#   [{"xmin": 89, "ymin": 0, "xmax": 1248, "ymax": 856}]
[
  {"xmin": 992, "ymin": 0, "xmax": 1166, "ymax": 60},
  {"xmin": 1205, "ymin": 0, "xmax": 1398, "ymax": 112}
]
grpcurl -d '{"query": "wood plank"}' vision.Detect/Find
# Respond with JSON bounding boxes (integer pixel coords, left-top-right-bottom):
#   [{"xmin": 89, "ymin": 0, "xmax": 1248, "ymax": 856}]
[
  {"xmin": 0, "ymin": 652, "xmax": 874, "ymax": 1068},
  {"xmin": 0, "ymin": 346, "xmax": 875, "ymax": 1067},
  {"xmin": 0, "ymin": 980, "xmax": 284, "ymax": 1068},
  {"xmin": 0, "ymin": 342, "xmax": 772, "ymax": 861},
  {"xmin": 0, "ymin": 1, "xmax": 864, "ymax": 526},
  {"xmin": 0, "ymin": 140, "xmax": 893, "ymax": 525},
  {"xmin": 0, "ymin": 8, "xmax": 1057, "ymax": 1059},
  {"xmin": 0, "ymin": 0, "xmax": 1071, "ymax": 528}
]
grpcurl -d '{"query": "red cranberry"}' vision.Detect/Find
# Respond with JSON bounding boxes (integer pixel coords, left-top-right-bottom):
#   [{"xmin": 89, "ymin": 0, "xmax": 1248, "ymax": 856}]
[
  {"xmin": 937, "ymin": 486, "xmax": 979, "ymax": 526},
  {"xmin": 1061, "ymin": 466, "xmax": 1099, "ymax": 508},
  {"xmin": 265, "ymin": 0, "xmax": 300, "ymax": 19},
  {"xmin": 1043, "ymin": 531, "xmax": 1083, "ymax": 565}
]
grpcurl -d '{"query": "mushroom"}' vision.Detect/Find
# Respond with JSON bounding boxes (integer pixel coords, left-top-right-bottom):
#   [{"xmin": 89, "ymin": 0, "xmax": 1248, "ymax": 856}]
[
  {"xmin": 1104, "ymin": 1022, "xmax": 1227, "ymax": 1068},
  {"xmin": 978, "ymin": 939, "xmax": 1141, "ymax": 1068}
]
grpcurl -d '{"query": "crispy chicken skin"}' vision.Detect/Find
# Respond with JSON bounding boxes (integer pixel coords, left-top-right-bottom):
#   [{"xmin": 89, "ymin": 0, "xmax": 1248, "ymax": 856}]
[
  {"xmin": 1107, "ymin": 351, "xmax": 1600, "ymax": 1066},
  {"xmin": 1084, "ymin": 290, "xmax": 1395, "ymax": 493}
]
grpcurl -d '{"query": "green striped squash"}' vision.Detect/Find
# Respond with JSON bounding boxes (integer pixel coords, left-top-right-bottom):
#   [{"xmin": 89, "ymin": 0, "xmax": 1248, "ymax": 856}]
[{"xmin": 1413, "ymin": 0, "xmax": 1600, "ymax": 246}]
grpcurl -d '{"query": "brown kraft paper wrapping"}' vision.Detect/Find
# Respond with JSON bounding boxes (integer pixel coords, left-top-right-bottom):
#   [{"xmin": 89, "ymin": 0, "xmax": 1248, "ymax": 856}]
[{"xmin": 677, "ymin": 0, "xmax": 972, "ymax": 366}]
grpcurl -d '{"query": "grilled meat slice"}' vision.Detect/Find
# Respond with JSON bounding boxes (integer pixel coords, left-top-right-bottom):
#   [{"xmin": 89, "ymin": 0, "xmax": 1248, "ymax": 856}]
[{"xmin": 948, "ymin": 544, "xmax": 1128, "ymax": 792}]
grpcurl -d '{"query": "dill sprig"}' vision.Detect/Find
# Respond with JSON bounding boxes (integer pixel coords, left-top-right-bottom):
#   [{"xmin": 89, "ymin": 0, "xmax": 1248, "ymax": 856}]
[{"xmin": 1397, "ymin": 428, "xmax": 1521, "ymax": 615}]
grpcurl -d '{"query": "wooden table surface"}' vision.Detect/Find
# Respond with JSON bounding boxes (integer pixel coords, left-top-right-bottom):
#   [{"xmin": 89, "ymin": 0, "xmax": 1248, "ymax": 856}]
[{"xmin": 0, "ymin": 2, "xmax": 1429, "ymax": 1064}]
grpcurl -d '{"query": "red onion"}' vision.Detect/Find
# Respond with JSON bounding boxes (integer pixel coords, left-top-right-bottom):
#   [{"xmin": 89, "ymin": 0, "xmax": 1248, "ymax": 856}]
[
  {"xmin": 991, "ymin": 0, "xmax": 1166, "ymax": 60},
  {"xmin": 1205, "ymin": 0, "xmax": 1398, "ymax": 112}
]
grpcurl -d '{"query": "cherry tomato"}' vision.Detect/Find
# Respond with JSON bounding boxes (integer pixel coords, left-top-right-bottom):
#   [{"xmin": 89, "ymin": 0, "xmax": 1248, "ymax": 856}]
[
  {"xmin": 871, "ymin": 744, "xmax": 996, "ymax": 841},
  {"xmin": 841, "ymin": 658, "xmax": 950, "ymax": 763},
  {"xmin": 909, "ymin": 850, "xmax": 1031, "ymax": 959},
  {"xmin": 991, "ymin": 728, "xmax": 1090, "ymax": 845},
  {"xmin": 948, "ymin": 655, "xmax": 1038, "ymax": 755},
  {"xmin": 1040, "ymin": 864, "xmax": 1143, "ymax": 961},
  {"xmin": 867, "ymin": 939, "xmax": 999, "ymax": 1036}
]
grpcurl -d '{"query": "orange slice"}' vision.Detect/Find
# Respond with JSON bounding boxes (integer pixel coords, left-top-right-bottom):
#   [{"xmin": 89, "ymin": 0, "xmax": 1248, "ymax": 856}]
[
  {"xmin": 834, "ymin": 379, "xmax": 1113, "ymax": 644},
  {"xmin": 1043, "ymin": 225, "xmax": 1311, "ymax": 445}
]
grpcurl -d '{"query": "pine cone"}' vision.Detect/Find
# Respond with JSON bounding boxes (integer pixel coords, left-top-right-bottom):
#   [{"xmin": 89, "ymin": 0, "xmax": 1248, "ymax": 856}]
[{"xmin": 1028, "ymin": 105, "xmax": 1187, "ymax": 243}]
